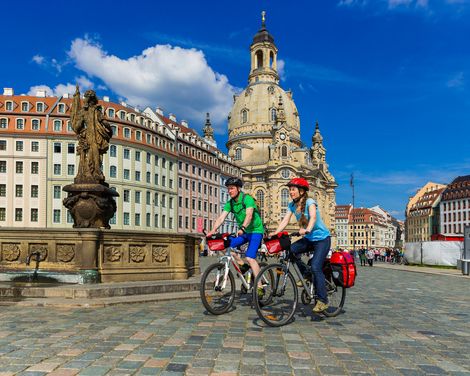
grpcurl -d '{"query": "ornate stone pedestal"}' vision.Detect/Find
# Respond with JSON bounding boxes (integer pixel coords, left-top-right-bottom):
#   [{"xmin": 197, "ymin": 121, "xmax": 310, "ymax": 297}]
[{"xmin": 63, "ymin": 184, "xmax": 118, "ymax": 229}]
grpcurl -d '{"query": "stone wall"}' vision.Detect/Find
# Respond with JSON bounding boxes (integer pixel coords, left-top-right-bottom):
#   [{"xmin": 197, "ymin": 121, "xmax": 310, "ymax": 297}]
[{"xmin": 0, "ymin": 228, "xmax": 199, "ymax": 283}]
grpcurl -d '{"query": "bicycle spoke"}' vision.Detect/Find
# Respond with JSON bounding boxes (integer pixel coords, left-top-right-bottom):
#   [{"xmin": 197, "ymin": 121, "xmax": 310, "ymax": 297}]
[
  {"xmin": 253, "ymin": 264, "xmax": 298, "ymax": 327},
  {"xmin": 200, "ymin": 263, "xmax": 235, "ymax": 315}
]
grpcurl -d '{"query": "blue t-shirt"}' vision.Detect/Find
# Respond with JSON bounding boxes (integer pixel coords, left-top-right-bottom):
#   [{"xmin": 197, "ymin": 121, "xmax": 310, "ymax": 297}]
[{"xmin": 288, "ymin": 198, "xmax": 330, "ymax": 241}]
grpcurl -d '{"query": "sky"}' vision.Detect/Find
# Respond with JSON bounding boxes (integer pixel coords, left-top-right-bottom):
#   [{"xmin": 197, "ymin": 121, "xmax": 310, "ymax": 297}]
[{"xmin": 1, "ymin": 0, "xmax": 470, "ymax": 220}]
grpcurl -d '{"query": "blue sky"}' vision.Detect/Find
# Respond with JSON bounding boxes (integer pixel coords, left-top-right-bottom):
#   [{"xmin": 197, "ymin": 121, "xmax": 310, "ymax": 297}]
[{"xmin": 2, "ymin": 0, "xmax": 470, "ymax": 220}]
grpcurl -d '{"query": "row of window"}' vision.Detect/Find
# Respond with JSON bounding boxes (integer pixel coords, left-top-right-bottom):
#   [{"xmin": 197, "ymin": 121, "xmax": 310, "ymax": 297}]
[
  {"xmin": 443, "ymin": 200, "xmax": 470, "ymax": 211},
  {"xmin": 0, "ymin": 140, "xmax": 41, "ymax": 152},
  {"xmin": 0, "ymin": 184, "xmax": 40, "ymax": 198},
  {"xmin": 178, "ymin": 143, "xmax": 216, "ymax": 165},
  {"xmin": 178, "ymin": 178, "xmax": 218, "ymax": 195},
  {"xmin": 178, "ymin": 162, "xmax": 218, "ymax": 181},
  {"xmin": 178, "ymin": 196, "xmax": 218, "ymax": 213},
  {"xmin": 0, "ymin": 118, "xmax": 71, "ymax": 132},
  {"xmin": 0, "ymin": 161, "xmax": 41, "ymax": 174},
  {"xmin": 443, "ymin": 223, "xmax": 467, "ymax": 234},
  {"xmin": 178, "ymin": 216, "xmax": 213, "ymax": 231},
  {"xmin": 0, "ymin": 207, "xmax": 40, "ymax": 222},
  {"xmin": 2, "ymin": 101, "xmax": 65, "ymax": 113},
  {"xmin": 443, "ymin": 211, "xmax": 469, "ymax": 222},
  {"xmin": 0, "ymin": 206, "xmax": 174, "ymax": 228}
]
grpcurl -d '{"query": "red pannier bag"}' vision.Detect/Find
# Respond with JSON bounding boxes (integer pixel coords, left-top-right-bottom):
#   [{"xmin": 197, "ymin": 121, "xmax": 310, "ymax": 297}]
[
  {"xmin": 264, "ymin": 232, "xmax": 290, "ymax": 255},
  {"xmin": 206, "ymin": 233, "xmax": 230, "ymax": 251},
  {"xmin": 330, "ymin": 251, "xmax": 357, "ymax": 288}
]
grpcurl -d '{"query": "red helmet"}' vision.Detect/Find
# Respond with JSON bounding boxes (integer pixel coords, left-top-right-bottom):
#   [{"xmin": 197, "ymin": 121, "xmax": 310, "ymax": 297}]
[{"xmin": 286, "ymin": 178, "xmax": 309, "ymax": 191}]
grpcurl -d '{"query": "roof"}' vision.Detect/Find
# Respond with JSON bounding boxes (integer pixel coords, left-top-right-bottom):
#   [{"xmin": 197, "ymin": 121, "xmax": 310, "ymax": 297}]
[{"xmin": 441, "ymin": 175, "xmax": 470, "ymax": 201}]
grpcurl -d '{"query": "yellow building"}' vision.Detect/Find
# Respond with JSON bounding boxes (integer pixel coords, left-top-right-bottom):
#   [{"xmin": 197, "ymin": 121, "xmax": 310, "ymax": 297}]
[
  {"xmin": 406, "ymin": 182, "xmax": 446, "ymax": 242},
  {"xmin": 226, "ymin": 14, "xmax": 337, "ymax": 233}
]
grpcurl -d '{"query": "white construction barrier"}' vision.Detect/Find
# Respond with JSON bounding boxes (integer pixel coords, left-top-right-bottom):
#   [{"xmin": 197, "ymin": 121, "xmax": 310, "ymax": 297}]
[{"xmin": 404, "ymin": 241, "xmax": 463, "ymax": 266}]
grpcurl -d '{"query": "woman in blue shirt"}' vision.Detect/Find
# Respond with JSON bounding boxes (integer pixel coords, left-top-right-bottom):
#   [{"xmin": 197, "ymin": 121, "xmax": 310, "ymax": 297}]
[{"xmin": 270, "ymin": 177, "xmax": 331, "ymax": 313}]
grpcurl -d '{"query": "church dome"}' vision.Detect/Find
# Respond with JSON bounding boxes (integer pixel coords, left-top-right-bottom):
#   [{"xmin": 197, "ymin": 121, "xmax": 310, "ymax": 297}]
[{"xmin": 227, "ymin": 83, "xmax": 300, "ymax": 141}]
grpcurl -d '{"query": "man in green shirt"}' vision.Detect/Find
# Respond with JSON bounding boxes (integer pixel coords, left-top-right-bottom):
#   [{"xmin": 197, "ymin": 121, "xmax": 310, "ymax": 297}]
[{"xmin": 207, "ymin": 177, "xmax": 264, "ymax": 281}]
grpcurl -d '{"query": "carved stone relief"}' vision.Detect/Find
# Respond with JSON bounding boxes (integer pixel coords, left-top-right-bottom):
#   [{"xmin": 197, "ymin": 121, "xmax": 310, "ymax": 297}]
[
  {"xmin": 104, "ymin": 245, "xmax": 122, "ymax": 262},
  {"xmin": 130, "ymin": 246, "xmax": 145, "ymax": 263},
  {"xmin": 2, "ymin": 243, "xmax": 21, "ymax": 262},
  {"xmin": 57, "ymin": 244, "xmax": 75, "ymax": 263},
  {"xmin": 152, "ymin": 246, "xmax": 168, "ymax": 263}
]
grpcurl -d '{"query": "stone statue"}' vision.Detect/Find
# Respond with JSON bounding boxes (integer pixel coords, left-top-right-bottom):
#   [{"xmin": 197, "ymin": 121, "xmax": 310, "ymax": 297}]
[
  {"xmin": 71, "ymin": 86, "xmax": 113, "ymax": 184},
  {"xmin": 63, "ymin": 86, "xmax": 118, "ymax": 229}
]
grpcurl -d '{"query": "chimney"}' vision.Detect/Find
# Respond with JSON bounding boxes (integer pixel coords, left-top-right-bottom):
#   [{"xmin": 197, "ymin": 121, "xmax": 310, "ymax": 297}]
[
  {"xmin": 120, "ymin": 101, "xmax": 127, "ymax": 107},
  {"xmin": 155, "ymin": 107, "xmax": 163, "ymax": 116},
  {"xmin": 181, "ymin": 120, "xmax": 188, "ymax": 127},
  {"xmin": 169, "ymin": 113, "xmax": 176, "ymax": 122},
  {"xmin": 103, "ymin": 96, "xmax": 110, "ymax": 102},
  {"xmin": 36, "ymin": 90, "xmax": 46, "ymax": 98},
  {"xmin": 63, "ymin": 93, "xmax": 70, "ymax": 99},
  {"xmin": 3, "ymin": 88, "xmax": 13, "ymax": 96}
]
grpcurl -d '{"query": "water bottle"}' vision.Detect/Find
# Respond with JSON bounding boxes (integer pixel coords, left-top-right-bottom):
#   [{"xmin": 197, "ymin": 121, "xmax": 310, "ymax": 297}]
[{"xmin": 246, "ymin": 270, "xmax": 252, "ymax": 285}]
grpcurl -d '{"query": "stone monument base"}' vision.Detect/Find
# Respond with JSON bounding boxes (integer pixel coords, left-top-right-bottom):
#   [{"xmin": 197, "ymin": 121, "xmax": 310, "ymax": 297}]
[
  {"xmin": 63, "ymin": 183, "xmax": 118, "ymax": 229},
  {"xmin": 0, "ymin": 228, "xmax": 199, "ymax": 284}
]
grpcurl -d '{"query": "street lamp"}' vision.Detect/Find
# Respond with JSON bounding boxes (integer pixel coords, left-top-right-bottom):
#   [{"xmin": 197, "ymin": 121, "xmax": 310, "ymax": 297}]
[{"xmin": 365, "ymin": 224, "xmax": 370, "ymax": 250}]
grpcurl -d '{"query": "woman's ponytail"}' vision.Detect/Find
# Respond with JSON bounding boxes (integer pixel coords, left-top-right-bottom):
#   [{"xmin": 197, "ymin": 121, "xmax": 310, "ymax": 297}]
[{"xmin": 296, "ymin": 192, "xmax": 309, "ymax": 227}]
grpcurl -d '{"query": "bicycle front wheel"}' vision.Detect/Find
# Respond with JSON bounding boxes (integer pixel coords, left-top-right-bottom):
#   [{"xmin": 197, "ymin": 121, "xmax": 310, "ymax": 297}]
[
  {"xmin": 253, "ymin": 264, "xmax": 298, "ymax": 327},
  {"xmin": 322, "ymin": 277, "xmax": 346, "ymax": 317},
  {"xmin": 200, "ymin": 262, "xmax": 235, "ymax": 315}
]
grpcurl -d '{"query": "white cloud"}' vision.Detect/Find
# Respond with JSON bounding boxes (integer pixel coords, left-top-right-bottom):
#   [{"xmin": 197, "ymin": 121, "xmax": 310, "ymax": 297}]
[
  {"xmin": 67, "ymin": 37, "xmax": 237, "ymax": 133},
  {"xmin": 27, "ymin": 76, "xmax": 94, "ymax": 97},
  {"xmin": 447, "ymin": 71, "xmax": 465, "ymax": 88},
  {"xmin": 32, "ymin": 55, "xmax": 45, "ymax": 64},
  {"xmin": 277, "ymin": 59, "xmax": 286, "ymax": 81},
  {"xmin": 31, "ymin": 54, "xmax": 68, "ymax": 74}
]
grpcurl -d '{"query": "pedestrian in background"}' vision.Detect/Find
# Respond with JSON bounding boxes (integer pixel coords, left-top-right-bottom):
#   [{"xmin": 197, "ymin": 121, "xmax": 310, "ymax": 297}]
[{"xmin": 366, "ymin": 248, "xmax": 374, "ymax": 266}]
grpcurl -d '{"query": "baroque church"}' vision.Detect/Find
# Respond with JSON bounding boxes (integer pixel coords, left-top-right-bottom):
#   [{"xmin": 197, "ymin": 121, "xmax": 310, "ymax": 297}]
[{"xmin": 223, "ymin": 13, "xmax": 337, "ymax": 234}]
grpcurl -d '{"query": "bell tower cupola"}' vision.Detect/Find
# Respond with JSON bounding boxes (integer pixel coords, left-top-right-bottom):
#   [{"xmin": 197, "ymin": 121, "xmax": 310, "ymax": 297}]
[{"xmin": 249, "ymin": 11, "xmax": 279, "ymax": 85}]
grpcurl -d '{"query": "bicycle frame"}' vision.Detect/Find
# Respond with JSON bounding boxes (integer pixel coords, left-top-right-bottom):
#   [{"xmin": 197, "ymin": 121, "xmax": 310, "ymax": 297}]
[
  {"xmin": 271, "ymin": 258, "xmax": 314, "ymax": 298},
  {"xmin": 217, "ymin": 249, "xmax": 252, "ymax": 291}
]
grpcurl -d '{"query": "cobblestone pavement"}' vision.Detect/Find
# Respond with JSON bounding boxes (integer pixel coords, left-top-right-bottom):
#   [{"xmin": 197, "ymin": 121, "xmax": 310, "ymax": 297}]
[{"xmin": 1, "ymin": 267, "xmax": 469, "ymax": 375}]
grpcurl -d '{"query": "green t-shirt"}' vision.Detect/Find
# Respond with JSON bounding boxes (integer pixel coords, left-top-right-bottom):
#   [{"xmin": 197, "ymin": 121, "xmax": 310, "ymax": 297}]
[{"xmin": 223, "ymin": 192, "xmax": 264, "ymax": 234}]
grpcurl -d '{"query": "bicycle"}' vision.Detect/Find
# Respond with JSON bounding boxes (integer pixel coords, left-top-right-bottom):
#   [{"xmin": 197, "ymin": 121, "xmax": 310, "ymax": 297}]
[
  {"xmin": 252, "ymin": 232, "xmax": 346, "ymax": 327},
  {"xmin": 200, "ymin": 233, "xmax": 274, "ymax": 315}
]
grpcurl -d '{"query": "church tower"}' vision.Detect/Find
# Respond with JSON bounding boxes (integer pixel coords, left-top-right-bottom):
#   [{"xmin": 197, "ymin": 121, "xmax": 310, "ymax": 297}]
[{"xmin": 226, "ymin": 12, "xmax": 337, "ymax": 234}]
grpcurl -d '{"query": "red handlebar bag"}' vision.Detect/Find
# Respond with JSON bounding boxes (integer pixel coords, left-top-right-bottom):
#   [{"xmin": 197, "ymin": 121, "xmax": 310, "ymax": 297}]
[
  {"xmin": 264, "ymin": 232, "xmax": 290, "ymax": 255},
  {"xmin": 206, "ymin": 233, "xmax": 230, "ymax": 251}
]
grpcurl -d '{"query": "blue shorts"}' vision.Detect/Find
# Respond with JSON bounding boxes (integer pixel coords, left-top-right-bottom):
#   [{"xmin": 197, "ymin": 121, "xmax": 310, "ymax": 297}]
[{"xmin": 229, "ymin": 233, "xmax": 263, "ymax": 259}]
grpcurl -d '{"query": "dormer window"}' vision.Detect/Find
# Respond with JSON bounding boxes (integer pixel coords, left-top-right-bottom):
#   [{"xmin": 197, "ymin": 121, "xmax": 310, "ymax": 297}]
[
  {"xmin": 130, "ymin": 114, "xmax": 135, "ymax": 122},
  {"xmin": 58, "ymin": 103, "xmax": 65, "ymax": 113},
  {"xmin": 21, "ymin": 102, "xmax": 29, "ymax": 112},
  {"xmin": 108, "ymin": 108, "xmax": 115, "ymax": 118},
  {"xmin": 5, "ymin": 101, "xmax": 13, "ymax": 111},
  {"xmin": 36, "ymin": 102, "xmax": 44, "ymax": 112},
  {"xmin": 16, "ymin": 118, "xmax": 24, "ymax": 130},
  {"xmin": 53, "ymin": 119, "xmax": 62, "ymax": 132},
  {"xmin": 119, "ymin": 111, "xmax": 126, "ymax": 120},
  {"xmin": 31, "ymin": 119, "xmax": 40, "ymax": 131}
]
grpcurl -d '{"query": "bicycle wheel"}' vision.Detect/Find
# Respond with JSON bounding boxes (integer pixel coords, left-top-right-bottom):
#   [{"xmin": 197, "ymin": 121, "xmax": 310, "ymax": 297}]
[
  {"xmin": 200, "ymin": 262, "xmax": 235, "ymax": 315},
  {"xmin": 253, "ymin": 264, "xmax": 298, "ymax": 327},
  {"xmin": 322, "ymin": 277, "xmax": 346, "ymax": 317}
]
